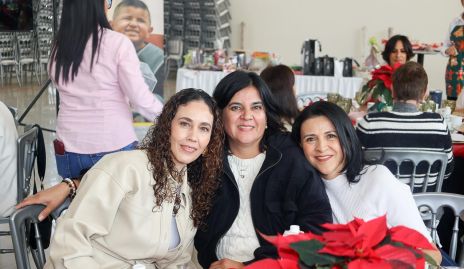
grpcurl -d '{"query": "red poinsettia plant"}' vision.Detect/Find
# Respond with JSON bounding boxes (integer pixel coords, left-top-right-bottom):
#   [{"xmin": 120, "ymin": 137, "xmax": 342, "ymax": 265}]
[
  {"xmin": 246, "ymin": 216, "xmax": 436, "ymax": 269},
  {"xmin": 357, "ymin": 63, "xmax": 402, "ymax": 111}
]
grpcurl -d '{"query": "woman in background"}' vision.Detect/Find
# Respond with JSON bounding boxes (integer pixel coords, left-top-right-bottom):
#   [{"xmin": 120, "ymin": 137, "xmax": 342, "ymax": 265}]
[
  {"xmin": 291, "ymin": 101, "xmax": 441, "ymax": 265},
  {"xmin": 445, "ymin": 0, "xmax": 464, "ymax": 101},
  {"xmin": 381, "ymin": 34, "xmax": 415, "ymax": 67},
  {"xmin": 260, "ymin": 64, "xmax": 299, "ymax": 131},
  {"xmin": 49, "ymin": 0, "xmax": 163, "ymax": 179}
]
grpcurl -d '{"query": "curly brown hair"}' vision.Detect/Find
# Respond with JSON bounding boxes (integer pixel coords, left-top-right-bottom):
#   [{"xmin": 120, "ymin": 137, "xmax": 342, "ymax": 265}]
[{"xmin": 138, "ymin": 88, "xmax": 224, "ymax": 227}]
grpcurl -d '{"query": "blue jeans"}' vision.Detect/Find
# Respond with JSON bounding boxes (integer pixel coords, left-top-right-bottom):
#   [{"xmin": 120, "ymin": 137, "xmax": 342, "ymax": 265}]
[{"xmin": 55, "ymin": 141, "xmax": 138, "ymax": 178}]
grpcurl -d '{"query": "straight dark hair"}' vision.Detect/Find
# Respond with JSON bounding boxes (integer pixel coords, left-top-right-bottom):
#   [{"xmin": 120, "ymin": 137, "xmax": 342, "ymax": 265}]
[
  {"xmin": 50, "ymin": 0, "xmax": 112, "ymax": 84},
  {"xmin": 213, "ymin": 71, "xmax": 285, "ymax": 152},
  {"xmin": 381, "ymin": 35, "xmax": 415, "ymax": 65},
  {"xmin": 292, "ymin": 101, "xmax": 364, "ymax": 183},
  {"xmin": 392, "ymin": 62, "xmax": 428, "ymax": 102},
  {"xmin": 260, "ymin": 65, "xmax": 299, "ymax": 124}
]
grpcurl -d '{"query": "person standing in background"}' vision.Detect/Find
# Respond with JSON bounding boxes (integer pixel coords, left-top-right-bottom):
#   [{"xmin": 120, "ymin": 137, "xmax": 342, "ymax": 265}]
[
  {"xmin": 444, "ymin": 0, "xmax": 464, "ymax": 101},
  {"xmin": 49, "ymin": 0, "xmax": 163, "ymax": 179}
]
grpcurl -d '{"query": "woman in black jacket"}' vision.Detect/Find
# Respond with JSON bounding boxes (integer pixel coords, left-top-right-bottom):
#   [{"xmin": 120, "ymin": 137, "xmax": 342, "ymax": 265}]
[{"xmin": 194, "ymin": 71, "xmax": 332, "ymax": 269}]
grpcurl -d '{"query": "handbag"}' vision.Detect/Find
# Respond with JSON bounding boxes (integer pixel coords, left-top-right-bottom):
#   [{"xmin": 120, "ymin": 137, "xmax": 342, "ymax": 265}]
[{"xmin": 26, "ymin": 124, "xmax": 53, "ymax": 250}]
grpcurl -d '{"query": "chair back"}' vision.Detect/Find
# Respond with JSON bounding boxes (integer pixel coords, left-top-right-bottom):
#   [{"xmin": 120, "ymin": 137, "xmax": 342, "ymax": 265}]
[
  {"xmin": 9, "ymin": 200, "xmax": 71, "ymax": 269},
  {"xmin": 16, "ymin": 32, "xmax": 36, "ymax": 63},
  {"xmin": 413, "ymin": 192, "xmax": 464, "ymax": 266},
  {"xmin": 363, "ymin": 149, "xmax": 448, "ymax": 193},
  {"xmin": 0, "ymin": 33, "xmax": 17, "ymax": 63},
  {"xmin": 9, "ymin": 205, "xmax": 46, "ymax": 269},
  {"xmin": 17, "ymin": 126, "xmax": 39, "ymax": 202}
]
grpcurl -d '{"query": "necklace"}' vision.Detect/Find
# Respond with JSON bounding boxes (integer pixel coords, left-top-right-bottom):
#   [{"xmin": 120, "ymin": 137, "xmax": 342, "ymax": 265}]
[{"xmin": 238, "ymin": 167, "xmax": 247, "ymax": 179}]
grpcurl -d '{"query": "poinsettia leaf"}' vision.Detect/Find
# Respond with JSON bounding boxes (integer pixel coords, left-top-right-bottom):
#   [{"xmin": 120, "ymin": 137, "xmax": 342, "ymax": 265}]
[
  {"xmin": 375, "ymin": 244, "xmax": 418, "ymax": 266},
  {"xmin": 290, "ymin": 240, "xmax": 345, "ymax": 266},
  {"xmin": 357, "ymin": 215, "xmax": 387, "ymax": 250},
  {"xmin": 389, "ymin": 226, "xmax": 435, "ymax": 250},
  {"xmin": 386, "ymin": 260, "xmax": 414, "ymax": 269},
  {"xmin": 347, "ymin": 258, "xmax": 392, "ymax": 269}
]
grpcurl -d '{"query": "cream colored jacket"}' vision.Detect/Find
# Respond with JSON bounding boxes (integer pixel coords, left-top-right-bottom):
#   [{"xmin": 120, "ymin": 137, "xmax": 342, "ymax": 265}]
[{"xmin": 45, "ymin": 150, "xmax": 196, "ymax": 269}]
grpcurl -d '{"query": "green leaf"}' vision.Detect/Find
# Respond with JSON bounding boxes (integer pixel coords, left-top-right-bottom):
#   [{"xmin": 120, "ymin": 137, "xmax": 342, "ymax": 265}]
[{"xmin": 290, "ymin": 240, "xmax": 345, "ymax": 267}]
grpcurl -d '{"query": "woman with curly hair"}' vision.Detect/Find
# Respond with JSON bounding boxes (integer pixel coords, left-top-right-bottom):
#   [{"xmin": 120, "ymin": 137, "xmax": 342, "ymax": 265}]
[{"xmin": 39, "ymin": 89, "xmax": 224, "ymax": 269}]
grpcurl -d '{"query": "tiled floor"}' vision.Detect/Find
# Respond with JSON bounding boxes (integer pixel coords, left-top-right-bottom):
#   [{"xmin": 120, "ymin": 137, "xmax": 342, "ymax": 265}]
[{"xmin": 0, "ymin": 73, "xmax": 178, "ymax": 269}]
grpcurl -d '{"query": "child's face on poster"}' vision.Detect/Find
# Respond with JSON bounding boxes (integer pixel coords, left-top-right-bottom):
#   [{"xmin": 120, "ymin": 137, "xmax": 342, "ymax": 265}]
[{"xmin": 111, "ymin": 6, "xmax": 153, "ymax": 49}]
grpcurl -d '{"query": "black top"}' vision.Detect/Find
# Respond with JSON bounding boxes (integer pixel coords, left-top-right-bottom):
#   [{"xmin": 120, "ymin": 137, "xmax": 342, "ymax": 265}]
[{"xmin": 194, "ymin": 132, "xmax": 332, "ymax": 268}]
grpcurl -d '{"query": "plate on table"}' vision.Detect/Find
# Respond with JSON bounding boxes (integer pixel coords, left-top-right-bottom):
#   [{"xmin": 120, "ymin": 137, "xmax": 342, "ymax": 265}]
[{"xmin": 451, "ymin": 133, "xmax": 464, "ymax": 143}]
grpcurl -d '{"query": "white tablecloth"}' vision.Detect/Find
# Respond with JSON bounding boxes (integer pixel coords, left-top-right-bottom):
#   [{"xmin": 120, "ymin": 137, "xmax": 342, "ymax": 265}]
[{"xmin": 176, "ymin": 68, "xmax": 364, "ymax": 98}]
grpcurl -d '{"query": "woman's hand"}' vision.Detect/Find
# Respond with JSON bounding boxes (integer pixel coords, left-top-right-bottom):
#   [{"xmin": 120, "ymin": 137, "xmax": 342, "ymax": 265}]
[
  {"xmin": 16, "ymin": 183, "xmax": 70, "ymax": 221},
  {"xmin": 209, "ymin": 258, "xmax": 244, "ymax": 269},
  {"xmin": 446, "ymin": 45, "xmax": 457, "ymax": 56}
]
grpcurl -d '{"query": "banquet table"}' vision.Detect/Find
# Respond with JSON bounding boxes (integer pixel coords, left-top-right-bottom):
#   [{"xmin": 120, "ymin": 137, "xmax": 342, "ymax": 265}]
[{"xmin": 176, "ymin": 68, "xmax": 364, "ymax": 98}]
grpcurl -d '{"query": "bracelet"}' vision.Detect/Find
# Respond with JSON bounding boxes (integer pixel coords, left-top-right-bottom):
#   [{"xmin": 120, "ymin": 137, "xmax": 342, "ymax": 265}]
[{"xmin": 62, "ymin": 178, "xmax": 77, "ymax": 199}]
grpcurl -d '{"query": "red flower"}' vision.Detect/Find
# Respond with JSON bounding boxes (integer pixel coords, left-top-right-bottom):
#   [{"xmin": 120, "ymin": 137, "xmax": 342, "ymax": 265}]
[
  {"xmin": 370, "ymin": 63, "xmax": 401, "ymax": 90},
  {"xmin": 246, "ymin": 216, "xmax": 435, "ymax": 269}
]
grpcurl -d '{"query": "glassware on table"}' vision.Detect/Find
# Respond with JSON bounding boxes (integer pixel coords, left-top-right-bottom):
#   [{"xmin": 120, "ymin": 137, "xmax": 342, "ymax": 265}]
[
  {"xmin": 327, "ymin": 93, "xmax": 340, "ymax": 103},
  {"xmin": 443, "ymin": 100, "xmax": 457, "ymax": 113}
]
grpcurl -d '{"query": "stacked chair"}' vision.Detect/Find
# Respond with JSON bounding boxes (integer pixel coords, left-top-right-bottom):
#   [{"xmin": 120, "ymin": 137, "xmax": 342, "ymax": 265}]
[
  {"xmin": 0, "ymin": 32, "xmax": 21, "ymax": 86},
  {"xmin": 164, "ymin": 0, "xmax": 232, "ymax": 53}
]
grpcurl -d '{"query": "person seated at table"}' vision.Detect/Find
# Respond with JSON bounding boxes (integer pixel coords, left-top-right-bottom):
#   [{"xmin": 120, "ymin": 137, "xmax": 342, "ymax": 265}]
[
  {"xmin": 43, "ymin": 89, "xmax": 224, "ymax": 269},
  {"xmin": 356, "ymin": 62, "xmax": 454, "ymax": 189},
  {"xmin": 260, "ymin": 64, "xmax": 300, "ymax": 131},
  {"xmin": 292, "ymin": 100, "xmax": 442, "ymax": 265},
  {"xmin": 382, "ymin": 34, "xmax": 415, "ymax": 67},
  {"xmin": 194, "ymin": 71, "xmax": 332, "ymax": 269},
  {"xmin": 0, "ymin": 101, "xmax": 18, "ymax": 217}
]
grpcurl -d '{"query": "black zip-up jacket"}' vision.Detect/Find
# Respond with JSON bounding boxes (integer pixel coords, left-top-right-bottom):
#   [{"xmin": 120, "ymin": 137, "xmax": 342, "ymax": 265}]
[{"xmin": 194, "ymin": 132, "xmax": 332, "ymax": 268}]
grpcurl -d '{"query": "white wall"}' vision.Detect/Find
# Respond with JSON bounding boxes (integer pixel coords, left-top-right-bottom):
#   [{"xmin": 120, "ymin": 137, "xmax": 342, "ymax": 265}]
[{"xmin": 229, "ymin": 0, "xmax": 460, "ymax": 92}]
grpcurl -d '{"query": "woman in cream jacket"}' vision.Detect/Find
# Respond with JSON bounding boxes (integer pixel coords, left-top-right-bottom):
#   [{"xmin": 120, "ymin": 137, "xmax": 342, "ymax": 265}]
[{"xmin": 45, "ymin": 88, "xmax": 224, "ymax": 269}]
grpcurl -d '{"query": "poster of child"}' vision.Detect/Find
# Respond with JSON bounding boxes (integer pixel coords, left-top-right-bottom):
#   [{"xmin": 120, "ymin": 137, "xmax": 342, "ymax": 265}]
[{"xmin": 107, "ymin": 0, "xmax": 165, "ymax": 97}]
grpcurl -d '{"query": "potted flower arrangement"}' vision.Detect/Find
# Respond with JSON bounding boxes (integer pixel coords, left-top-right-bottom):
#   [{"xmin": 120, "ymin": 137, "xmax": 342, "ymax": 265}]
[
  {"xmin": 356, "ymin": 63, "xmax": 402, "ymax": 112},
  {"xmin": 245, "ymin": 216, "xmax": 436, "ymax": 269}
]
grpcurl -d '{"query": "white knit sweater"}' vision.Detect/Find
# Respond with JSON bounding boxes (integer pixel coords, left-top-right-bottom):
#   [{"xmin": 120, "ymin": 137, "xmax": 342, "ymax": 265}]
[
  {"xmin": 322, "ymin": 165, "xmax": 431, "ymax": 241},
  {"xmin": 216, "ymin": 153, "xmax": 266, "ymax": 262}
]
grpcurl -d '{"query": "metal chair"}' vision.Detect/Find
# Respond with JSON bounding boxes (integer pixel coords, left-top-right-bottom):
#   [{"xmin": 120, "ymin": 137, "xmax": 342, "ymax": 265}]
[
  {"xmin": 363, "ymin": 149, "xmax": 448, "ymax": 193},
  {"xmin": 164, "ymin": 38, "xmax": 183, "ymax": 78},
  {"xmin": 0, "ymin": 126, "xmax": 39, "ymax": 254},
  {"xmin": 413, "ymin": 192, "xmax": 464, "ymax": 266},
  {"xmin": 10, "ymin": 200, "xmax": 70, "ymax": 269},
  {"xmin": 16, "ymin": 32, "xmax": 39, "ymax": 85},
  {"xmin": 0, "ymin": 33, "xmax": 21, "ymax": 86}
]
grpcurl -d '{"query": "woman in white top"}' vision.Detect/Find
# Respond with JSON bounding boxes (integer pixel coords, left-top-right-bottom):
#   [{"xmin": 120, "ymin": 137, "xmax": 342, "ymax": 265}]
[{"xmin": 291, "ymin": 100, "xmax": 441, "ymax": 265}]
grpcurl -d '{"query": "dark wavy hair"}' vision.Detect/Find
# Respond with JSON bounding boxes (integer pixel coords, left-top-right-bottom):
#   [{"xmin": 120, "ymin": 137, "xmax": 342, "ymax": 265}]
[
  {"xmin": 213, "ymin": 71, "xmax": 285, "ymax": 152},
  {"xmin": 381, "ymin": 35, "xmax": 415, "ymax": 65},
  {"xmin": 292, "ymin": 101, "xmax": 364, "ymax": 183},
  {"xmin": 138, "ymin": 89, "xmax": 224, "ymax": 228},
  {"xmin": 260, "ymin": 65, "xmax": 299, "ymax": 125},
  {"xmin": 50, "ymin": 0, "xmax": 111, "ymax": 84}
]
